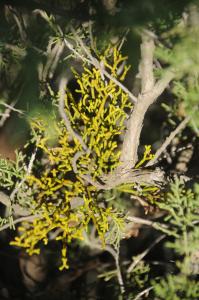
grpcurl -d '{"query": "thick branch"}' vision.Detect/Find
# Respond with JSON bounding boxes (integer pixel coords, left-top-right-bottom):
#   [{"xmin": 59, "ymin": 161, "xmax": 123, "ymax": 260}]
[
  {"xmin": 140, "ymin": 33, "xmax": 155, "ymax": 93},
  {"xmin": 120, "ymin": 33, "xmax": 175, "ymax": 169},
  {"xmin": 120, "ymin": 94, "xmax": 152, "ymax": 168}
]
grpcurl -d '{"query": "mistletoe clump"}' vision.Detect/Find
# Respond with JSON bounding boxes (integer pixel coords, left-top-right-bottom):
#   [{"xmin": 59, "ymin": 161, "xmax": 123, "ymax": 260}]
[{"xmin": 11, "ymin": 46, "xmax": 132, "ymax": 269}]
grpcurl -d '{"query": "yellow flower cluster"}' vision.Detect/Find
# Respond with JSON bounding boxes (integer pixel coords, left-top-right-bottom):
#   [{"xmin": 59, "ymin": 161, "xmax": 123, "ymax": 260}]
[{"xmin": 11, "ymin": 46, "xmax": 131, "ymax": 269}]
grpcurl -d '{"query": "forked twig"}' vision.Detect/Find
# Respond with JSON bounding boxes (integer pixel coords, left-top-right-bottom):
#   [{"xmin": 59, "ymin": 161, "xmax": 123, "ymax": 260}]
[
  {"xmin": 127, "ymin": 234, "xmax": 166, "ymax": 273},
  {"xmin": 83, "ymin": 231, "xmax": 125, "ymax": 294},
  {"xmin": 146, "ymin": 116, "xmax": 190, "ymax": 167}
]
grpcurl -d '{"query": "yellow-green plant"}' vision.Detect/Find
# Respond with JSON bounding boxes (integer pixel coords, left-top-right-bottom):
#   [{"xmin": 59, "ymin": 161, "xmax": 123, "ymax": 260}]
[
  {"xmin": 10, "ymin": 45, "xmax": 160, "ymax": 270},
  {"xmin": 10, "ymin": 46, "xmax": 133, "ymax": 269}
]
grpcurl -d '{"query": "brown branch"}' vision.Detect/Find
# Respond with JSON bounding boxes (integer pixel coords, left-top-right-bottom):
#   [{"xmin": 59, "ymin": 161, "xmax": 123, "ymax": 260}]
[
  {"xmin": 101, "ymin": 167, "xmax": 165, "ymax": 189},
  {"xmin": 140, "ymin": 33, "xmax": 155, "ymax": 93},
  {"xmin": 126, "ymin": 215, "xmax": 177, "ymax": 238},
  {"xmin": 119, "ymin": 33, "xmax": 175, "ymax": 169},
  {"xmin": 78, "ymin": 167, "xmax": 164, "ymax": 191},
  {"xmin": 147, "ymin": 116, "xmax": 190, "ymax": 167},
  {"xmin": 126, "ymin": 216, "xmax": 155, "ymax": 226},
  {"xmin": 126, "ymin": 215, "xmax": 168, "ymax": 229},
  {"xmin": 72, "ymin": 151, "xmax": 85, "ymax": 173},
  {"xmin": 151, "ymin": 69, "xmax": 174, "ymax": 99},
  {"xmin": 119, "ymin": 94, "xmax": 153, "ymax": 168}
]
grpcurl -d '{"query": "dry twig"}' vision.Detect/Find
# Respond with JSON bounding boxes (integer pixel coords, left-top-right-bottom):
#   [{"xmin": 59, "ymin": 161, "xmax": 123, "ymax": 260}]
[
  {"xmin": 0, "ymin": 101, "xmax": 23, "ymax": 127},
  {"xmin": 127, "ymin": 234, "xmax": 166, "ymax": 273},
  {"xmin": 133, "ymin": 286, "xmax": 153, "ymax": 300},
  {"xmin": 146, "ymin": 116, "xmax": 190, "ymax": 167},
  {"xmin": 126, "ymin": 215, "xmax": 169, "ymax": 232},
  {"xmin": 42, "ymin": 40, "xmax": 64, "ymax": 81},
  {"xmin": 83, "ymin": 231, "xmax": 125, "ymax": 294}
]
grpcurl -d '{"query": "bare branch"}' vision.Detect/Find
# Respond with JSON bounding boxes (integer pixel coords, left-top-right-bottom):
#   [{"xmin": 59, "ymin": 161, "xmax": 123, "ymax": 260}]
[
  {"xmin": 83, "ymin": 231, "xmax": 125, "ymax": 294},
  {"xmin": 63, "ymin": 37, "xmax": 90, "ymax": 63},
  {"xmin": 126, "ymin": 215, "xmax": 168, "ymax": 230},
  {"xmin": 119, "ymin": 33, "xmax": 155, "ymax": 167},
  {"xmin": 42, "ymin": 40, "xmax": 64, "ymax": 81},
  {"xmin": 78, "ymin": 167, "xmax": 164, "ymax": 191},
  {"xmin": 147, "ymin": 116, "xmax": 190, "ymax": 167},
  {"xmin": 101, "ymin": 167, "xmax": 165, "ymax": 189},
  {"xmin": 140, "ymin": 33, "xmax": 155, "ymax": 93},
  {"xmin": 127, "ymin": 234, "xmax": 166, "ymax": 273},
  {"xmin": 119, "ymin": 34, "xmax": 175, "ymax": 169},
  {"xmin": 105, "ymin": 245, "xmax": 125, "ymax": 294},
  {"xmin": 151, "ymin": 69, "xmax": 175, "ymax": 99},
  {"xmin": 119, "ymin": 94, "xmax": 152, "ymax": 168},
  {"xmin": 0, "ymin": 106, "xmax": 13, "ymax": 127},
  {"xmin": 0, "ymin": 101, "xmax": 23, "ymax": 127},
  {"xmin": 125, "ymin": 215, "xmax": 177, "ymax": 238},
  {"xmin": 49, "ymin": 42, "xmax": 64, "ymax": 79},
  {"xmin": 126, "ymin": 215, "xmax": 156, "ymax": 227},
  {"xmin": 133, "ymin": 287, "xmax": 153, "ymax": 300},
  {"xmin": 1, "ymin": 102, "xmax": 24, "ymax": 114},
  {"xmin": 79, "ymin": 174, "xmax": 105, "ymax": 189},
  {"xmin": 72, "ymin": 151, "xmax": 85, "ymax": 173}
]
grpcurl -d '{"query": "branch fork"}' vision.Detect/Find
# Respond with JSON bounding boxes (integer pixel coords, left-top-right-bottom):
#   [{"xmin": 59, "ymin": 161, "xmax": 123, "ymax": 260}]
[
  {"xmin": 59, "ymin": 29, "xmax": 185, "ymax": 190},
  {"xmin": 118, "ymin": 32, "xmax": 175, "ymax": 175}
]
